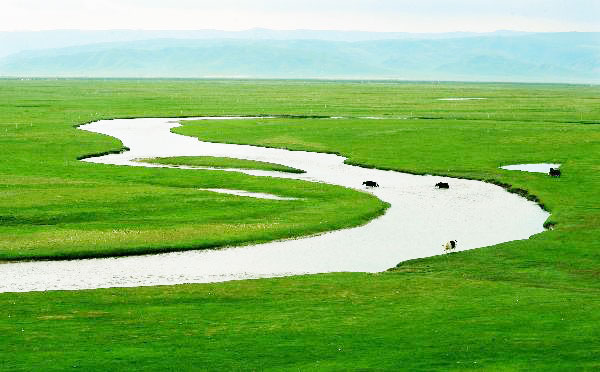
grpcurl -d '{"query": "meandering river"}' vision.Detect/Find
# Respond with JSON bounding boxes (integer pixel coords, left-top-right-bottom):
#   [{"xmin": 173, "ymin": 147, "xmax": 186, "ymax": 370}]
[{"xmin": 0, "ymin": 117, "xmax": 549, "ymax": 292}]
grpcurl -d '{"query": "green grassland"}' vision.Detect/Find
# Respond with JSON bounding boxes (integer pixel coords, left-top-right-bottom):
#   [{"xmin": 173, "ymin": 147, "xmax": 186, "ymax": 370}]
[
  {"xmin": 139, "ymin": 156, "xmax": 304, "ymax": 173},
  {"xmin": 0, "ymin": 79, "xmax": 599, "ymax": 370},
  {"xmin": 175, "ymin": 116, "xmax": 599, "ymax": 228},
  {"xmin": 0, "ymin": 80, "xmax": 388, "ymax": 260}
]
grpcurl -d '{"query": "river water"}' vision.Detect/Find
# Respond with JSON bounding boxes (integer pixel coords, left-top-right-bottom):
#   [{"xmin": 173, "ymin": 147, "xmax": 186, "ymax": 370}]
[{"xmin": 0, "ymin": 117, "xmax": 549, "ymax": 292}]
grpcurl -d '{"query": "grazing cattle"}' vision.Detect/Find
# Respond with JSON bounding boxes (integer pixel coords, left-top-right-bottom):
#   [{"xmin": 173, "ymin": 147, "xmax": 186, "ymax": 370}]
[
  {"xmin": 362, "ymin": 180, "xmax": 379, "ymax": 187},
  {"xmin": 435, "ymin": 182, "xmax": 450, "ymax": 189},
  {"xmin": 443, "ymin": 240, "xmax": 457, "ymax": 253},
  {"xmin": 549, "ymin": 168, "xmax": 561, "ymax": 177}
]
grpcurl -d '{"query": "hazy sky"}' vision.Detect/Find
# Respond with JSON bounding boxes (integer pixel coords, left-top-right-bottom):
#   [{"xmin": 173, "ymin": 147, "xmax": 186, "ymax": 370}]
[{"xmin": 1, "ymin": 0, "xmax": 598, "ymax": 32}]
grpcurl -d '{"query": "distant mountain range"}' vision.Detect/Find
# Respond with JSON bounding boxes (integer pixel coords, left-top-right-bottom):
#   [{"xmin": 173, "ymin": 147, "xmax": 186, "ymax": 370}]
[
  {"xmin": 0, "ymin": 30, "xmax": 598, "ymax": 83},
  {"xmin": 0, "ymin": 29, "xmax": 534, "ymax": 58}
]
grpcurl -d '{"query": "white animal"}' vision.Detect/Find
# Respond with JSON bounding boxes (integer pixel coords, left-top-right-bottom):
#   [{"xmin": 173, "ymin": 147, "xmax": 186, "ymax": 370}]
[{"xmin": 443, "ymin": 240, "xmax": 457, "ymax": 253}]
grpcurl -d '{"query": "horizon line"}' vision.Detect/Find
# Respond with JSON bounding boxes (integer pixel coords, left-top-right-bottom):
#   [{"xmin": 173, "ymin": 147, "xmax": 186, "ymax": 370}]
[{"xmin": 1, "ymin": 28, "xmax": 597, "ymax": 34}]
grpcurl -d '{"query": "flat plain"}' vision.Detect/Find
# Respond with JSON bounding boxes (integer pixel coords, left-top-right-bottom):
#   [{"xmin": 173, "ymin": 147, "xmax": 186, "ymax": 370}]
[{"xmin": 0, "ymin": 79, "xmax": 599, "ymax": 370}]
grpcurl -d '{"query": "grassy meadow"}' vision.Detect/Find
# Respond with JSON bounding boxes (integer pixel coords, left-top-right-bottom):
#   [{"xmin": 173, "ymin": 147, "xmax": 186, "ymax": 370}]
[
  {"xmin": 139, "ymin": 156, "xmax": 304, "ymax": 173},
  {"xmin": 0, "ymin": 80, "xmax": 387, "ymax": 260},
  {"xmin": 0, "ymin": 79, "xmax": 599, "ymax": 370}
]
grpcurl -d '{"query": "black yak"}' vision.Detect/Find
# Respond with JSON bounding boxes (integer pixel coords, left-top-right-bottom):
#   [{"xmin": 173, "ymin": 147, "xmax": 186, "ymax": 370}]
[
  {"xmin": 362, "ymin": 180, "xmax": 379, "ymax": 187},
  {"xmin": 549, "ymin": 168, "xmax": 561, "ymax": 177},
  {"xmin": 435, "ymin": 182, "xmax": 450, "ymax": 189}
]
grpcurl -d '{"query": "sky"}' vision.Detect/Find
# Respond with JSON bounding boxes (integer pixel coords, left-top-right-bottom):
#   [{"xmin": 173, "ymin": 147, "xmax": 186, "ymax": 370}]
[{"xmin": 1, "ymin": 0, "xmax": 598, "ymax": 33}]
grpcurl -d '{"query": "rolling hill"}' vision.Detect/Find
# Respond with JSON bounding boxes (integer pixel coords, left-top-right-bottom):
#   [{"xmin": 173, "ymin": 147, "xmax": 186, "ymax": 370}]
[{"xmin": 1, "ymin": 32, "xmax": 598, "ymax": 83}]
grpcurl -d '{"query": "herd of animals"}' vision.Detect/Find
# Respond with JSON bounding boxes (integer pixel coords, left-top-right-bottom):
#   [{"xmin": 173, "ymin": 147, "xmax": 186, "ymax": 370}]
[{"xmin": 360, "ymin": 166, "xmax": 561, "ymax": 254}]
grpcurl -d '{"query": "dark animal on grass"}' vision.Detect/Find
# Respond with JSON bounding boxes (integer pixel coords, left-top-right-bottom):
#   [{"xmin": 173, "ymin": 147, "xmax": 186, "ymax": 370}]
[
  {"xmin": 435, "ymin": 182, "xmax": 450, "ymax": 189},
  {"xmin": 443, "ymin": 240, "xmax": 457, "ymax": 253},
  {"xmin": 549, "ymin": 168, "xmax": 561, "ymax": 177},
  {"xmin": 362, "ymin": 181, "xmax": 379, "ymax": 187}
]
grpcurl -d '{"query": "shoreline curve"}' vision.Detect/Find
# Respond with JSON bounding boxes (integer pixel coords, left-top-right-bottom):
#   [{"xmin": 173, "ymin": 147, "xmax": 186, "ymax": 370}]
[{"xmin": 0, "ymin": 117, "xmax": 550, "ymax": 292}]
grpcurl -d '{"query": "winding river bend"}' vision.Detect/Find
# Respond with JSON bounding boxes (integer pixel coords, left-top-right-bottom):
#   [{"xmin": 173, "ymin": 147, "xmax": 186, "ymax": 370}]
[{"xmin": 0, "ymin": 117, "xmax": 549, "ymax": 292}]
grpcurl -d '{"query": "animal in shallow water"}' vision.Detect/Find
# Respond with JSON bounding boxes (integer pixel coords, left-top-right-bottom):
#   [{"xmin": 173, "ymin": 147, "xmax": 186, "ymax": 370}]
[
  {"xmin": 549, "ymin": 168, "xmax": 561, "ymax": 177},
  {"xmin": 443, "ymin": 240, "xmax": 457, "ymax": 252},
  {"xmin": 435, "ymin": 182, "xmax": 450, "ymax": 189},
  {"xmin": 362, "ymin": 180, "xmax": 379, "ymax": 187}
]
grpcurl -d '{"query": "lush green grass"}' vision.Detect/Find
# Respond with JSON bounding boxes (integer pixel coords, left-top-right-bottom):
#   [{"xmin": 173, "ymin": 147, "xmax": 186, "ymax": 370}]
[
  {"xmin": 138, "ymin": 156, "xmax": 304, "ymax": 173},
  {"xmin": 2, "ymin": 273, "xmax": 598, "ymax": 371},
  {"xmin": 175, "ymin": 116, "xmax": 599, "ymax": 227},
  {"xmin": 0, "ymin": 79, "xmax": 598, "ymax": 370},
  {"xmin": 0, "ymin": 80, "xmax": 388, "ymax": 260}
]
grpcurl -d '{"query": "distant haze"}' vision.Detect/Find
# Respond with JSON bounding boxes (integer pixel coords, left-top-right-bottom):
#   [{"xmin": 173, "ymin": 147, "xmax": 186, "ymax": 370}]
[
  {"xmin": 1, "ymin": 0, "xmax": 598, "ymax": 33},
  {"xmin": 0, "ymin": 30, "xmax": 598, "ymax": 83},
  {"xmin": 0, "ymin": 29, "xmax": 533, "ymax": 59}
]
